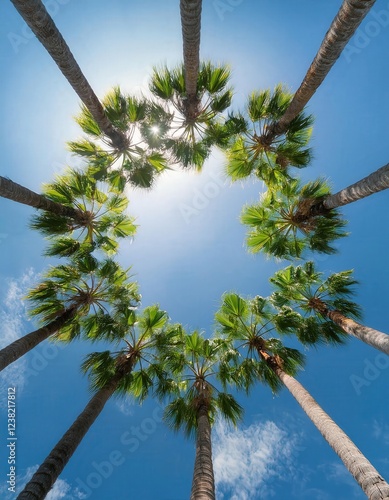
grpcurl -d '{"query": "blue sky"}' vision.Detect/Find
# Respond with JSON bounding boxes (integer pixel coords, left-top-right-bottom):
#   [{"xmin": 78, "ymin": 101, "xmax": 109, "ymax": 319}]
[{"xmin": 1, "ymin": 0, "xmax": 389, "ymax": 499}]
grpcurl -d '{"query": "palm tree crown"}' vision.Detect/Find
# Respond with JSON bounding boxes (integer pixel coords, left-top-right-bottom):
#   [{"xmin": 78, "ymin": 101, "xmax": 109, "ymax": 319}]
[
  {"xmin": 69, "ymin": 87, "xmax": 171, "ymax": 190},
  {"xmin": 149, "ymin": 62, "xmax": 234, "ymax": 169},
  {"xmin": 241, "ymin": 178, "xmax": 348, "ymax": 259},
  {"xmin": 226, "ymin": 84, "xmax": 313, "ymax": 189},
  {"xmin": 30, "ymin": 167, "xmax": 137, "ymax": 257}
]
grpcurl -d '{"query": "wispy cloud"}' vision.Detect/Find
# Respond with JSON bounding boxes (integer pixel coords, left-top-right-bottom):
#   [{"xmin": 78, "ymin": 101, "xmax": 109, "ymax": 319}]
[
  {"xmin": 0, "ymin": 464, "xmax": 74, "ymax": 500},
  {"xmin": 213, "ymin": 419, "xmax": 299, "ymax": 499},
  {"xmin": 115, "ymin": 398, "xmax": 136, "ymax": 416},
  {"xmin": 0, "ymin": 269, "xmax": 37, "ymax": 402},
  {"xmin": 372, "ymin": 418, "xmax": 389, "ymax": 445}
]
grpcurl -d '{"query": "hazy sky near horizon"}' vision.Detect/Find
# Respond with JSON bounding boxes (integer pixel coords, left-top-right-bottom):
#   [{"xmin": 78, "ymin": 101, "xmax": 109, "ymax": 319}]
[{"xmin": 1, "ymin": 1, "xmax": 389, "ymax": 499}]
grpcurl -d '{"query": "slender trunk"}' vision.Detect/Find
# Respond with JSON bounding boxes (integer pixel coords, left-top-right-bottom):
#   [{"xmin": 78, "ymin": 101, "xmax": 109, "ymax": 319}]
[
  {"xmin": 17, "ymin": 374, "xmax": 123, "ymax": 500},
  {"xmin": 260, "ymin": 350, "xmax": 389, "ymax": 499},
  {"xmin": 324, "ymin": 308, "xmax": 389, "ymax": 356},
  {"xmin": 0, "ymin": 307, "xmax": 77, "ymax": 372},
  {"xmin": 295, "ymin": 162, "xmax": 389, "ymax": 221},
  {"xmin": 180, "ymin": 0, "xmax": 202, "ymax": 117},
  {"xmin": 265, "ymin": 0, "xmax": 375, "ymax": 141},
  {"xmin": 322, "ymin": 163, "xmax": 389, "ymax": 210},
  {"xmin": 190, "ymin": 404, "xmax": 215, "ymax": 500},
  {"xmin": 0, "ymin": 176, "xmax": 83, "ymax": 219},
  {"xmin": 10, "ymin": 0, "xmax": 126, "ymax": 150}
]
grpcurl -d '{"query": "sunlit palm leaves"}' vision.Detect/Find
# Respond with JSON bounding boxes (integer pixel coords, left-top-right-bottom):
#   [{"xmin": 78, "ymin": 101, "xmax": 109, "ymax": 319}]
[
  {"xmin": 26, "ymin": 253, "xmax": 140, "ymax": 343},
  {"xmin": 69, "ymin": 87, "xmax": 171, "ymax": 190},
  {"xmin": 149, "ymin": 62, "xmax": 234, "ymax": 169},
  {"xmin": 215, "ymin": 292, "xmax": 305, "ymax": 393},
  {"xmin": 241, "ymin": 178, "xmax": 348, "ymax": 259},
  {"xmin": 270, "ymin": 261, "xmax": 361, "ymax": 345},
  {"xmin": 227, "ymin": 84, "xmax": 313, "ymax": 188},
  {"xmin": 30, "ymin": 168, "xmax": 136, "ymax": 257},
  {"xmin": 81, "ymin": 305, "xmax": 178, "ymax": 400},
  {"xmin": 161, "ymin": 330, "xmax": 242, "ymax": 438}
]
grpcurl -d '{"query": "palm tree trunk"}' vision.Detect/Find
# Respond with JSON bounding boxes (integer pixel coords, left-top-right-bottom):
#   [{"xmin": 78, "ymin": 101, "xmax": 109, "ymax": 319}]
[
  {"xmin": 324, "ymin": 308, "xmax": 389, "ymax": 356},
  {"xmin": 0, "ymin": 176, "xmax": 83, "ymax": 219},
  {"xmin": 265, "ymin": 0, "xmax": 375, "ymax": 141},
  {"xmin": 10, "ymin": 0, "xmax": 126, "ymax": 150},
  {"xmin": 190, "ymin": 404, "xmax": 215, "ymax": 500},
  {"xmin": 180, "ymin": 0, "xmax": 202, "ymax": 118},
  {"xmin": 322, "ymin": 163, "xmax": 389, "ymax": 210},
  {"xmin": 17, "ymin": 375, "xmax": 122, "ymax": 500},
  {"xmin": 260, "ymin": 351, "xmax": 389, "ymax": 499},
  {"xmin": 0, "ymin": 307, "xmax": 77, "ymax": 372}
]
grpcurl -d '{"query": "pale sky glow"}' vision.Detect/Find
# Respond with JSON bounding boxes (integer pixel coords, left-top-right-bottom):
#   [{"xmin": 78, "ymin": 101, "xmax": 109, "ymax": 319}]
[{"xmin": 1, "ymin": 1, "xmax": 389, "ymax": 499}]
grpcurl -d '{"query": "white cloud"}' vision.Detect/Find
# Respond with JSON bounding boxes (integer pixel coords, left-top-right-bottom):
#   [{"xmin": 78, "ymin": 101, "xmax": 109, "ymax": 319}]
[
  {"xmin": 372, "ymin": 419, "xmax": 389, "ymax": 445},
  {"xmin": 0, "ymin": 465, "xmax": 73, "ymax": 500},
  {"xmin": 213, "ymin": 419, "xmax": 299, "ymax": 499},
  {"xmin": 0, "ymin": 269, "xmax": 37, "ymax": 402}
]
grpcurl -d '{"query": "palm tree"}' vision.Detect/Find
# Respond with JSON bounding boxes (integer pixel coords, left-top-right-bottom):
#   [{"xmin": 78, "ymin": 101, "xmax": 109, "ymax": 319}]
[
  {"xmin": 241, "ymin": 178, "xmax": 347, "ymax": 259},
  {"xmin": 226, "ymin": 85, "xmax": 313, "ymax": 189},
  {"xmin": 68, "ymin": 87, "xmax": 170, "ymax": 190},
  {"xmin": 162, "ymin": 331, "xmax": 243, "ymax": 500},
  {"xmin": 149, "ymin": 62, "xmax": 234, "ymax": 169},
  {"xmin": 0, "ymin": 175, "xmax": 83, "ymax": 218},
  {"xmin": 30, "ymin": 168, "xmax": 137, "ymax": 256},
  {"xmin": 10, "ymin": 0, "xmax": 126, "ymax": 150},
  {"xmin": 17, "ymin": 306, "xmax": 176, "ymax": 499},
  {"xmin": 270, "ymin": 261, "xmax": 389, "ymax": 355},
  {"xmin": 0, "ymin": 254, "xmax": 140, "ymax": 372},
  {"xmin": 262, "ymin": 0, "xmax": 376, "ymax": 143},
  {"xmin": 215, "ymin": 292, "xmax": 389, "ymax": 499},
  {"xmin": 180, "ymin": 0, "xmax": 203, "ymax": 116}
]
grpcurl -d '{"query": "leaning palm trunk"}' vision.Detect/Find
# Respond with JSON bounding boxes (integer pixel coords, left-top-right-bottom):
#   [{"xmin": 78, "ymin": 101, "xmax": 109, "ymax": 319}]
[
  {"xmin": 17, "ymin": 373, "xmax": 125, "ymax": 500},
  {"xmin": 260, "ymin": 351, "xmax": 389, "ymax": 499},
  {"xmin": 0, "ymin": 176, "xmax": 83, "ymax": 219},
  {"xmin": 190, "ymin": 404, "xmax": 215, "ymax": 500},
  {"xmin": 180, "ymin": 0, "xmax": 202, "ymax": 116},
  {"xmin": 10, "ymin": 0, "xmax": 126, "ymax": 150},
  {"xmin": 0, "ymin": 307, "xmax": 77, "ymax": 372},
  {"xmin": 322, "ymin": 162, "xmax": 389, "ymax": 210},
  {"xmin": 322, "ymin": 307, "xmax": 389, "ymax": 356},
  {"xmin": 266, "ymin": 0, "xmax": 375, "ymax": 140}
]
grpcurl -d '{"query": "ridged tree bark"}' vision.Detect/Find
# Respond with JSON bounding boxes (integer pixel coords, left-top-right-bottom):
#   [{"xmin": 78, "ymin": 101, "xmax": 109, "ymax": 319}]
[
  {"xmin": 180, "ymin": 0, "xmax": 202, "ymax": 118},
  {"xmin": 296, "ymin": 163, "xmax": 389, "ymax": 220},
  {"xmin": 10, "ymin": 0, "xmax": 126, "ymax": 150},
  {"xmin": 316, "ymin": 302, "xmax": 389, "ymax": 356},
  {"xmin": 260, "ymin": 351, "xmax": 389, "ymax": 500},
  {"xmin": 323, "ymin": 162, "xmax": 389, "ymax": 210},
  {"xmin": 17, "ymin": 367, "xmax": 131, "ymax": 500},
  {"xmin": 0, "ymin": 176, "xmax": 83, "ymax": 219},
  {"xmin": 190, "ymin": 403, "xmax": 215, "ymax": 500},
  {"xmin": 0, "ymin": 307, "xmax": 77, "ymax": 372},
  {"xmin": 265, "ymin": 0, "xmax": 376, "ymax": 141}
]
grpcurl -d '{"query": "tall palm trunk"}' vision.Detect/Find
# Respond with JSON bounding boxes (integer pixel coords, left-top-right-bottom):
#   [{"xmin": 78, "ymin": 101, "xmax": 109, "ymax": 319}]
[
  {"xmin": 265, "ymin": 0, "xmax": 375, "ymax": 141},
  {"xmin": 0, "ymin": 306, "xmax": 77, "ymax": 372},
  {"xmin": 180, "ymin": 0, "xmax": 202, "ymax": 118},
  {"xmin": 314, "ymin": 301, "xmax": 389, "ymax": 356},
  {"xmin": 297, "ymin": 163, "xmax": 389, "ymax": 220},
  {"xmin": 259, "ymin": 350, "xmax": 389, "ymax": 499},
  {"xmin": 17, "ymin": 373, "xmax": 125, "ymax": 500},
  {"xmin": 0, "ymin": 176, "xmax": 83, "ymax": 219},
  {"xmin": 322, "ymin": 162, "xmax": 389, "ymax": 210},
  {"xmin": 190, "ymin": 403, "xmax": 215, "ymax": 500},
  {"xmin": 10, "ymin": 0, "xmax": 126, "ymax": 150}
]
